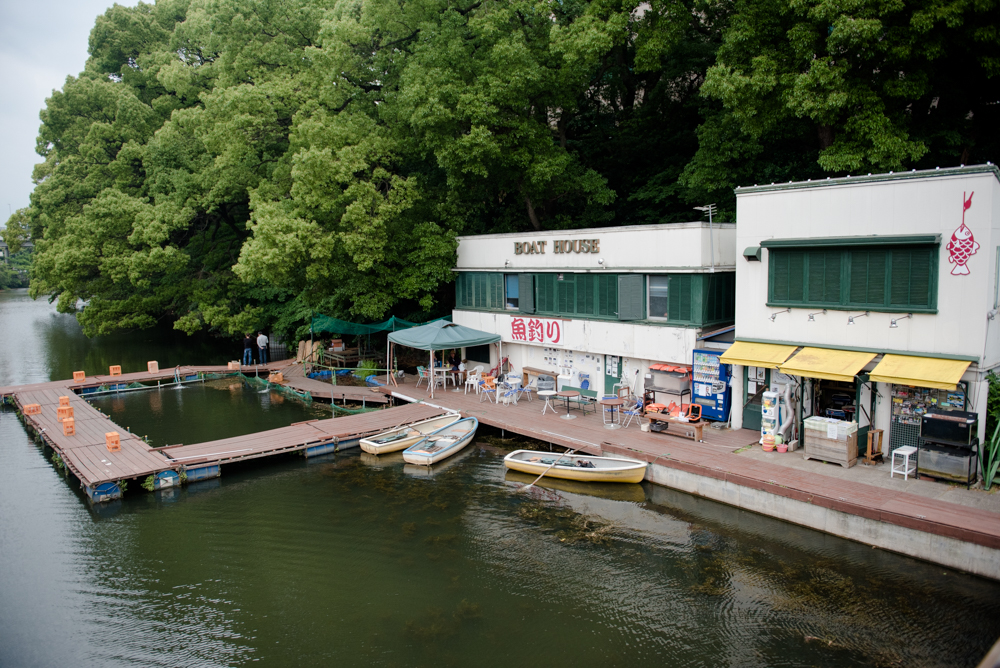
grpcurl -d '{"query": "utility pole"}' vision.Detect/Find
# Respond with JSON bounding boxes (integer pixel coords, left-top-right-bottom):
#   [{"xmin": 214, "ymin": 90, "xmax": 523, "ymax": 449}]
[{"xmin": 694, "ymin": 204, "xmax": 718, "ymax": 273}]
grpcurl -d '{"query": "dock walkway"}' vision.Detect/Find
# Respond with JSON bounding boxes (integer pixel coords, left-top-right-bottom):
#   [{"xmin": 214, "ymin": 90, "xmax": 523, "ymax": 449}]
[
  {"xmin": 279, "ymin": 363, "xmax": 388, "ymax": 405},
  {"xmin": 6, "ymin": 366, "xmax": 442, "ymax": 502}
]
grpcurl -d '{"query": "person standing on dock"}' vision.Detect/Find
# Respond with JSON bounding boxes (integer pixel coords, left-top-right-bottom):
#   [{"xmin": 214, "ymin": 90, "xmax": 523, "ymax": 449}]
[
  {"xmin": 257, "ymin": 331, "xmax": 269, "ymax": 365},
  {"xmin": 242, "ymin": 333, "xmax": 254, "ymax": 366}
]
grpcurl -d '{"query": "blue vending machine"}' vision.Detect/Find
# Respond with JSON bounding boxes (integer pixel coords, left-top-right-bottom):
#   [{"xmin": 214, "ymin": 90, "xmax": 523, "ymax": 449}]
[{"xmin": 692, "ymin": 349, "xmax": 732, "ymax": 421}]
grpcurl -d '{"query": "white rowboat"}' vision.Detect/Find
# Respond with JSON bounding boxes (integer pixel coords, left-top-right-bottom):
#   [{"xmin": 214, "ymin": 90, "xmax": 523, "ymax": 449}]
[
  {"xmin": 402, "ymin": 417, "xmax": 479, "ymax": 466},
  {"xmin": 359, "ymin": 413, "xmax": 462, "ymax": 455},
  {"xmin": 503, "ymin": 449, "xmax": 648, "ymax": 484}
]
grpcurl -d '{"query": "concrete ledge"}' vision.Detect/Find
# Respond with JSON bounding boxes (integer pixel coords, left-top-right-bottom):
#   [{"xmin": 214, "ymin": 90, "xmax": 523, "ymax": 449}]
[{"xmin": 644, "ymin": 460, "xmax": 1000, "ymax": 580}]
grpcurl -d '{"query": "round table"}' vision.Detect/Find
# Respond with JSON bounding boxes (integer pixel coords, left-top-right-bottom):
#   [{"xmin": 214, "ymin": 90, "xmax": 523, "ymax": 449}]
[
  {"xmin": 538, "ymin": 390, "xmax": 558, "ymax": 415},
  {"xmin": 556, "ymin": 390, "xmax": 580, "ymax": 420},
  {"xmin": 597, "ymin": 397, "xmax": 625, "ymax": 429}
]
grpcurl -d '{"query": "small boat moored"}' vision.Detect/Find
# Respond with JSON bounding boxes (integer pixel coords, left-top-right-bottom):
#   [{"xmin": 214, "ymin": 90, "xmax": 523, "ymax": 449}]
[
  {"xmin": 402, "ymin": 417, "xmax": 479, "ymax": 466},
  {"xmin": 503, "ymin": 450, "xmax": 648, "ymax": 484},
  {"xmin": 359, "ymin": 413, "xmax": 462, "ymax": 455}
]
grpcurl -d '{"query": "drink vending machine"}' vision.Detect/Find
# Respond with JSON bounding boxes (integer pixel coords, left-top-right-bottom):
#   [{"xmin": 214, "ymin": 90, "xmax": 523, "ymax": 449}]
[
  {"xmin": 761, "ymin": 391, "xmax": 781, "ymax": 445},
  {"xmin": 691, "ymin": 349, "xmax": 732, "ymax": 421}
]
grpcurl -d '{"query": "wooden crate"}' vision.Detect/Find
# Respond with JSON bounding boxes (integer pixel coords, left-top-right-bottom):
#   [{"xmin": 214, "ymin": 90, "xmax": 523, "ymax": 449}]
[
  {"xmin": 59, "ymin": 396, "xmax": 71, "ymax": 407},
  {"xmin": 57, "ymin": 405, "xmax": 74, "ymax": 422},
  {"xmin": 23, "ymin": 403, "xmax": 41, "ymax": 415},
  {"xmin": 105, "ymin": 432, "xmax": 121, "ymax": 452},
  {"xmin": 147, "ymin": 361, "xmax": 159, "ymax": 373},
  {"xmin": 803, "ymin": 431, "xmax": 858, "ymax": 468},
  {"xmin": 109, "ymin": 365, "xmax": 122, "ymax": 376},
  {"xmin": 73, "ymin": 371, "xmax": 85, "ymax": 382},
  {"xmin": 63, "ymin": 418, "xmax": 76, "ymax": 436},
  {"xmin": 228, "ymin": 361, "xmax": 241, "ymax": 370}
]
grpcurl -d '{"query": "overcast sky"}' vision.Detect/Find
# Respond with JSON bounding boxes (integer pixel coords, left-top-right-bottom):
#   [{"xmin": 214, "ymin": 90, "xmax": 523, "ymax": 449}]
[{"xmin": 0, "ymin": 0, "xmax": 135, "ymax": 222}]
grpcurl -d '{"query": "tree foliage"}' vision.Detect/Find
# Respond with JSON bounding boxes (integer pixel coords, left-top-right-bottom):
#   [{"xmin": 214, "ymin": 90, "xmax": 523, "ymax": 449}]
[{"xmin": 26, "ymin": 0, "xmax": 999, "ymax": 337}]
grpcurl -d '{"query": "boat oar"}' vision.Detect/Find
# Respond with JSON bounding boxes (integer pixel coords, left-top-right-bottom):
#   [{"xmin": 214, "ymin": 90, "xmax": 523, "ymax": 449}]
[{"xmin": 522, "ymin": 448, "xmax": 580, "ymax": 491}]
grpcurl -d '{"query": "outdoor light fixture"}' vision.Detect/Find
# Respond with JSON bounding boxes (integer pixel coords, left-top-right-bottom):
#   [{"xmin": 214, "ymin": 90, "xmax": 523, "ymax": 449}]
[
  {"xmin": 504, "ymin": 259, "xmax": 510, "ymax": 268},
  {"xmin": 598, "ymin": 258, "xmax": 605, "ymax": 268},
  {"xmin": 989, "ymin": 309, "xmax": 999, "ymax": 321},
  {"xmin": 847, "ymin": 311, "xmax": 870, "ymax": 325},
  {"xmin": 807, "ymin": 309, "xmax": 827, "ymax": 322},
  {"xmin": 889, "ymin": 313, "xmax": 913, "ymax": 328},
  {"xmin": 769, "ymin": 308, "xmax": 791, "ymax": 322}
]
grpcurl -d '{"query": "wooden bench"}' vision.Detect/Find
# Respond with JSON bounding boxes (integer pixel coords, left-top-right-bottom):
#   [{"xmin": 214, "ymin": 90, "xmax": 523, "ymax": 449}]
[
  {"xmin": 559, "ymin": 386, "xmax": 598, "ymax": 414},
  {"xmin": 645, "ymin": 412, "xmax": 705, "ymax": 442}
]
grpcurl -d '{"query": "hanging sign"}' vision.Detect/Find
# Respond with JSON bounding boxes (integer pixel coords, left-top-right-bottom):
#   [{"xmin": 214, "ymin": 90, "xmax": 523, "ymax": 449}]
[
  {"xmin": 510, "ymin": 317, "xmax": 562, "ymax": 345},
  {"xmin": 947, "ymin": 191, "xmax": 979, "ymax": 275}
]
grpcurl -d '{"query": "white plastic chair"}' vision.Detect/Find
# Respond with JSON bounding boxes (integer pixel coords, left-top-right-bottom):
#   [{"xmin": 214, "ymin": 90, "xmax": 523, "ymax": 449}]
[{"xmin": 464, "ymin": 366, "xmax": 483, "ymax": 394}]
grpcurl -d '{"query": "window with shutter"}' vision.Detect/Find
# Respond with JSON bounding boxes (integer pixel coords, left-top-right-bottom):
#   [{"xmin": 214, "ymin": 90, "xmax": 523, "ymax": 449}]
[
  {"xmin": 669, "ymin": 274, "xmax": 692, "ymax": 321},
  {"xmin": 536, "ymin": 274, "xmax": 556, "ymax": 313},
  {"xmin": 557, "ymin": 275, "xmax": 574, "ymax": 313},
  {"xmin": 769, "ymin": 245, "xmax": 936, "ymax": 311},
  {"xmin": 576, "ymin": 275, "xmax": 594, "ymax": 315},
  {"xmin": 518, "ymin": 274, "xmax": 535, "ymax": 314},
  {"xmin": 617, "ymin": 274, "xmax": 644, "ymax": 320}
]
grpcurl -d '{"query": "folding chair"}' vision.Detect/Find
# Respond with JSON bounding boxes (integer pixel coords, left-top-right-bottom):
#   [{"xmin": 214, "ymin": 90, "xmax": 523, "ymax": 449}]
[
  {"xmin": 622, "ymin": 398, "xmax": 644, "ymax": 428},
  {"xmin": 479, "ymin": 376, "xmax": 497, "ymax": 403}
]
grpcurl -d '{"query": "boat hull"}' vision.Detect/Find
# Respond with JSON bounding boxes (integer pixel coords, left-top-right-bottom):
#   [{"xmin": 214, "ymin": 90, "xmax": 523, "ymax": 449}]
[
  {"xmin": 359, "ymin": 414, "xmax": 461, "ymax": 455},
  {"xmin": 402, "ymin": 418, "xmax": 479, "ymax": 466},
  {"xmin": 503, "ymin": 451, "xmax": 647, "ymax": 484}
]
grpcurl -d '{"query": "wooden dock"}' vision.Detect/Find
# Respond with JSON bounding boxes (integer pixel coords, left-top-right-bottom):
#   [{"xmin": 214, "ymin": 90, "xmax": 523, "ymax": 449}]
[
  {"xmin": 6, "ymin": 366, "xmax": 442, "ymax": 502},
  {"xmin": 279, "ymin": 363, "xmax": 389, "ymax": 405}
]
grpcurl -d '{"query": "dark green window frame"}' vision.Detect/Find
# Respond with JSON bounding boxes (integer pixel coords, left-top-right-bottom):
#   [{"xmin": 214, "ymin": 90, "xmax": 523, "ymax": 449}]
[
  {"xmin": 455, "ymin": 272, "xmax": 505, "ymax": 310},
  {"xmin": 767, "ymin": 245, "xmax": 938, "ymax": 312},
  {"xmin": 534, "ymin": 273, "xmax": 621, "ymax": 319}
]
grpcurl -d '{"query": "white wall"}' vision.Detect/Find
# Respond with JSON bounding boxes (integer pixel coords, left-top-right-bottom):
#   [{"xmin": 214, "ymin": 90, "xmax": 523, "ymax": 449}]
[
  {"xmin": 456, "ymin": 222, "xmax": 737, "ymax": 273},
  {"xmin": 735, "ymin": 170, "xmax": 1000, "ymax": 362},
  {"xmin": 453, "ymin": 310, "xmax": 700, "ymax": 365}
]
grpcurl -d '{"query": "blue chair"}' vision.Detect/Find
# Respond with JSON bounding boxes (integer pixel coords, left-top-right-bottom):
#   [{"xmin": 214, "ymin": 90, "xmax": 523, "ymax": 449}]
[{"xmin": 622, "ymin": 398, "xmax": 645, "ymax": 429}]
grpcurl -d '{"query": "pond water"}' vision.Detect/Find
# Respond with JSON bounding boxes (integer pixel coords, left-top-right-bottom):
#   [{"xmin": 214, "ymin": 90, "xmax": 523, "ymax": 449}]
[{"xmin": 1, "ymin": 288, "xmax": 999, "ymax": 667}]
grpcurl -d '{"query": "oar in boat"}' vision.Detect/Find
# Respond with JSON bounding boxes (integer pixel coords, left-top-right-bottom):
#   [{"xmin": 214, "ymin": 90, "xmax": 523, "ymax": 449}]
[{"xmin": 522, "ymin": 448, "xmax": 580, "ymax": 491}]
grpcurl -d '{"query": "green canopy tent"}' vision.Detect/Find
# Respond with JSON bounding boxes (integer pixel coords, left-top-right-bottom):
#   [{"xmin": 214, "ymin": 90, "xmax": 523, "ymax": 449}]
[{"xmin": 387, "ymin": 321, "xmax": 501, "ymax": 398}]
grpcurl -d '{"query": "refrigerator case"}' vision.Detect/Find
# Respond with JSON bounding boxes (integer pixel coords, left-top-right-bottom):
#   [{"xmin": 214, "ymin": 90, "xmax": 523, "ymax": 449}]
[{"xmin": 692, "ymin": 349, "xmax": 732, "ymax": 421}]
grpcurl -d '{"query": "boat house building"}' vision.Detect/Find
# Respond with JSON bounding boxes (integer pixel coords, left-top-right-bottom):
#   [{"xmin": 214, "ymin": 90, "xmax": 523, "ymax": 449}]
[
  {"xmin": 725, "ymin": 164, "xmax": 1000, "ymax": 459},
  {"xmin": 451, "ymin": 223, "xmax": 736, "ymax": 409}
]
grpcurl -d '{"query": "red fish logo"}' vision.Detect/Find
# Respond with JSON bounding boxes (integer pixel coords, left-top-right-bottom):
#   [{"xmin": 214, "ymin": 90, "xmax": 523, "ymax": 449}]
[{"xmin": 947, "ymin": 191, "xmax": 978, "ymax": 275}]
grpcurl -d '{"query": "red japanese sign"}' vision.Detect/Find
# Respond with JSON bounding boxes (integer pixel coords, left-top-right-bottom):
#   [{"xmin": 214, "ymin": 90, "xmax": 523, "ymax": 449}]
[{"xmin": 510, "ymin": 317, "xmax": 561, "ymax": 345}]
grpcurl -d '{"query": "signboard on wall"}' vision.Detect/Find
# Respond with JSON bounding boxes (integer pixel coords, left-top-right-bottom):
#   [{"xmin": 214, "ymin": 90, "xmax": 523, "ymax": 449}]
[{"xmin": 509, "ymin": 316, "xmax": 564, "ymax": 347}]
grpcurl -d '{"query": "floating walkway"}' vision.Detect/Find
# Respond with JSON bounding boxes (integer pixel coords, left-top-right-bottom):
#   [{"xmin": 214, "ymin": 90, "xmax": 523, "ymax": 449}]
[{"xmin": 3, "ymin": 366, "xmax": 442, "ymax": 503}]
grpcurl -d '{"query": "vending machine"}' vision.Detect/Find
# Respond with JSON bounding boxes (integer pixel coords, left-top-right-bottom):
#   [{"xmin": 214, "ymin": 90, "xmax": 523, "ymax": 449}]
[
  {"xmin": 761, "ymin": 390, "xmax": 781, "ymax": 445},
  {"xmin": 692, "ymin": 349, "xmax": 732, "ymax": 421}
]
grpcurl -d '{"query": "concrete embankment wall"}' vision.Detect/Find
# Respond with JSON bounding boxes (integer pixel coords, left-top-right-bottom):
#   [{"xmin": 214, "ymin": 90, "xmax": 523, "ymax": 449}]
[{"xmin": 644, "ymin": 461, "xmax": 1000, "ymax": 581}]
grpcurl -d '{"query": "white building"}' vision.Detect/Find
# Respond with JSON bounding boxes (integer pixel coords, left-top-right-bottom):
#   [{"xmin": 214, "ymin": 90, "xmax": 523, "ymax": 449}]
[
  {"xmin": 725, "ymin": 164, "xmax": 1000, "ymax": 452},
  {"xmin": 452, "ymin": 222, "xmax": 736, "ymax": 404}
]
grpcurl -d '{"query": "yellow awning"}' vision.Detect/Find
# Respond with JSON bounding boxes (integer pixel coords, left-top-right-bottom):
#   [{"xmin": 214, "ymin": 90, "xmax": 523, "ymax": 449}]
[
  {"xmin": 869, "ymin": 354, "xmax": 971, "ymax": 390},
  {"xmin": 720, "ymin": 341, "xmax": 798, "ymax": 368},
  {"xmin": 779, "ymin": 347, "xmax": 877, "ymax": 382}
]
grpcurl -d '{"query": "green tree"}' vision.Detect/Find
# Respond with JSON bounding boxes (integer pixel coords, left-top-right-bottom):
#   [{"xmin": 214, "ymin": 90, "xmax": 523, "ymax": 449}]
[{"xmin": 682, "ymin": 0, "xmax": 1000, "ymax": 209}]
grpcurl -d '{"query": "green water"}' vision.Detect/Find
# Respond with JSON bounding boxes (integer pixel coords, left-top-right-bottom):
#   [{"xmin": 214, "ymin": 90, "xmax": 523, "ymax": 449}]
[{"xmin": 2, "ymin": 288, "xmax": 999, "ymax": 667}]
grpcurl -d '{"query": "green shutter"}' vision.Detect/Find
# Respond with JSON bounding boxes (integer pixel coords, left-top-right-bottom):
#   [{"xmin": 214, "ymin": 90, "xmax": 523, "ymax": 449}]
[
  {"xmin": 891, "ymin": 248, "xmax": 934, "ymax": 308},
  {"xmin": 770, "ymin": 249, "xmax": 804, "ymax": 303},
  {"xmin": 668, "ymin": 274, "xmax": 692, "ymax": 321},
  {"xmin": 850, "ymin": 250, "xmax": 887, "ymax": 305},
  {"xmin": 703, "ymin": 273, "xmax": 735, "ymax": 323},
  {"xmin": 576, "ymin": 275, "xmax": 594, "ymax": 315},
  {"xmin": 597, "ymin": 274, "xmax": 617, "ymax": 317},
  {"xmin": 807, "ymin": 250, "xmax": 841, "ymax": 303},
  {"xmin": 537, "ymin": 274, "xmax": 556, "ymax": 312},
  {"xmin": 490, "ymin": 273, "xmax": 504, "ymax": 309},
  {"xmin": 617, "ymin": 274, "xmax": 644, "ymax": 320},
  {"xmin": 519, "ymin": 274, "xmax": 535, "ymax": 313},
  {"xmin": 557, "ymin": 275, "xmax": 574, "ymax": 313}
]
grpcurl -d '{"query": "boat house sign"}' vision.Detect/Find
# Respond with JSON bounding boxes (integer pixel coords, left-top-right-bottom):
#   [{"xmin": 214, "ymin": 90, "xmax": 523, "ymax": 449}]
[{"xmin": 514, "ymin": 239, "xmax": 600, "ymax": 255}]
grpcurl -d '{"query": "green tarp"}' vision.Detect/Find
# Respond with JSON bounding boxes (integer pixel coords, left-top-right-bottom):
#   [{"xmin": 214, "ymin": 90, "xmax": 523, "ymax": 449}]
[
  {"xmin": 387, "ymin": 320, "xmax": 500, "ymax": 351},
  {"xmin": 311, "ymin": 314, "xmax": 450, "ymax": 336}
]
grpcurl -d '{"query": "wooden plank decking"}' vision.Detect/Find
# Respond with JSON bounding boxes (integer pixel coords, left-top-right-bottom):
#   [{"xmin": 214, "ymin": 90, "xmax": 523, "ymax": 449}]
[
  {"xmin": 279, "ymin": 363, "xmax": 389, "ymax": 404},
  {"xmin": 9, "ymin": 369, "xmax": 441, "ymax": 490}
]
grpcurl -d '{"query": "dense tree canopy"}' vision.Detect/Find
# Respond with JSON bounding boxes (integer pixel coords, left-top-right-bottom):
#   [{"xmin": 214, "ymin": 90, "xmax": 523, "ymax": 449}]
[{"xmin": 25, "ymin": 0, "xmax": 999, "ymax": 338}]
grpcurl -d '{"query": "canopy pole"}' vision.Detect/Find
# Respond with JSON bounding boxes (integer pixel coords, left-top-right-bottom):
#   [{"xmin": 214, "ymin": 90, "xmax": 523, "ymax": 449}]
[
  {"xmin": 386, "ymin": 340, "xmax": 391, "ymax": 386},
  {"xmin": 429, "ymin": 349, "xmax": 434, "ymax": 399}
]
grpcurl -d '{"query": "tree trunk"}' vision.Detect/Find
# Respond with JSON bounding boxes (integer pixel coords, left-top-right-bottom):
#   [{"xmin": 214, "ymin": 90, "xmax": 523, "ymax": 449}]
[
  {"xmin": 524, "ymin": 196, "xmax": 541, "ymax": 231},
  {"xmin": 818, "ymin": 124, "xmax": 834, "ymax": 150}
]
